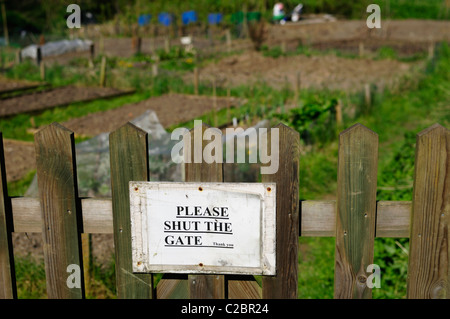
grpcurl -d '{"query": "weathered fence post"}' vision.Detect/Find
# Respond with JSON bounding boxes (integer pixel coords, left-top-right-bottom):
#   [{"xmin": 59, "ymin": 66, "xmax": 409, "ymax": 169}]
[
  {"xmin": 109, "ymin": 123, "xmax": 153, "ymax": 299},
  {"xmin": 261, "ymin": 124, "xmax": 300, "ymax": 299},
  {"xmin": 334, "ymin": 123, "xmax": 378, "ymax": 299},
  {"xmin": 407, "ymin": 123, "xmax": 450, "ymax": 299},
  {"xmin": 185, "ymin": 123, "xmax": 226, "ymax": 299},
  {"xmin": 35, "ymin": 123, "xmax": 84, "ymax": 299},
  {"xmin": 0, "ymin": 133, "xmax": 16, "ymax": 299}
]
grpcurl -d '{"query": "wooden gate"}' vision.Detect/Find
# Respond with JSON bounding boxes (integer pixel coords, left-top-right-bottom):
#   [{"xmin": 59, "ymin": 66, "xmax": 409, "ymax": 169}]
[{"xmin": 0, "ymin": 121, "xmax": 448, "ymax": 299}]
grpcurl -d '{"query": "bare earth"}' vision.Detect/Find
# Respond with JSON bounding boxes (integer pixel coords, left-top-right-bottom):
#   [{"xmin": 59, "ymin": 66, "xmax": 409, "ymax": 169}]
[
  {"xmin": 196, "ymin": 51, "xmax": 418, "ymax": 92},
  {"xmin": 62, "ymin": 93, "xmax": 244, "ymax": 136},
  {"xmin": 0, "ymin": 86, "xmax": 132, "ymax": 118}
]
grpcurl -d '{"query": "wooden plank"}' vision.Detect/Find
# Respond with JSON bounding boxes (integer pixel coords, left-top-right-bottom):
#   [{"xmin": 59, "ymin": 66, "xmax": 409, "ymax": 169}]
[
  {"xmin": 300, "ymin": 200, "xmax": 336, "ymax": 237},
  {"xmin": 228, "ymin": 275, "xmax": 262, "ymax": 299},
  {"xmin": 10, "ymin": 198, "xmax": 412, "ymax": 237},
  {"xmin": 80, "ymin": 198, "xmax": 113, "ymax": 234},
  {"xmin": 375, "ymin": 201, "xmax": 410, "ymax": 238},
  {"xmin": 109, "ymin": 122, "xmax": 153, "ymax": 299},
  {"xmin": 300, "ymin": 200, "xmax": 411, "ymax": 238},
  {"xmin": 262, "ymin": 123, "xmax": 300, "ymax": 299},
  {"xmin": 34, "ymin": 123, "xmax": 84, "ymax": 299},
  {"xmin": 157, "ymin": 274, "xmax": 189, "ymax": 299},
  {"xmin": 334, "ymin": 123, "xmax": 378, "ymax": 299},
  {"xmin": 407, "ymin": 124, "xmax": 450, "ymax": 299},
  {"xmin": 185, "ymin": 123, "xmax": 225, "ymax": 299},
  {"xmin": 0, "ymin": 133, "xmax": 16, "ymax": 299}
]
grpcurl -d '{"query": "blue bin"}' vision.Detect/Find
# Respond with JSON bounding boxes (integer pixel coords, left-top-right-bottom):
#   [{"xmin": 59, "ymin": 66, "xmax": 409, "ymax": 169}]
[
  {"xmin": 182, "ymin": 10, "xmax": 198, "ymax": 25},
  {"xmin": 158, "ymin": 13, "xmax": 172, "ymax": 26},
  {"xmin": 138, "ymin": 14, "xmax": 151, "ymax": 26},
  {"xmin": 208, "ymin": 13, "xmax": 223, "ymax": 25}
]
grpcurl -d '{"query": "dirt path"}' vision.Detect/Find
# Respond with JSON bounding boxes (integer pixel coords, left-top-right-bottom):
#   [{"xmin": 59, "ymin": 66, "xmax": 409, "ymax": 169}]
[
  {"xmin": 0, "ymin": 77, "xmax": 44, "ymax": 95},
  {"xmin": 3, "ymin": 139, "xmax": 35, "ymax": 183},
  {"xmin": 62, "ymin": 93, "xmax": 244, "ymax": 136}
]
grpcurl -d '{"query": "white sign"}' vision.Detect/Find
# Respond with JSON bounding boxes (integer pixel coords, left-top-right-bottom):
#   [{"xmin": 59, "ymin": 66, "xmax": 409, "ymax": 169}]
[{"xmin": 129, "ymin": 182, "xmax": 276, "ymax": 276}]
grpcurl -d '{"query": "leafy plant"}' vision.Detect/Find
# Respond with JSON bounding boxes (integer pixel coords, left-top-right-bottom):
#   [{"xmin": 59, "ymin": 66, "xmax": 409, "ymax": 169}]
[
  {"xmin": 276, "ymin": 96, "xmax": 338, "ymax": 145},
  {"xmin": 261, "ymin": 45, "xmax": 284, "ymax": 58}
]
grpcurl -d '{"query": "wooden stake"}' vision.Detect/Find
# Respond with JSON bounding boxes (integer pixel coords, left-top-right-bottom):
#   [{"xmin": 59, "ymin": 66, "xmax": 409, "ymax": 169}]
[
  {"xmin": 40, "ymin": 62, "xmax": 45, "ymax": 80},
  {"xmin": 15, "ymin": 49, "xmax": 21, "ymax": 64},
  {"xmin": 359, "ymin": 42, "xmax": 364, "ymax": 58},
  {"xmin": 36, "ymin": 47, "xmax": 42, "ymax": 66},
  {"xmin": 226, "ymin": 29, "xmax": 231, "ymax": 53},
  {"xmin": 281, "ymin": 41, "xmax": 286, "ymax": 54},
  {"xmin": 227, "ymin": 86, "xmax": 231, "ymax": 123},
  {"xmin": 99, "ymin": 56, "xmax": 106, "ymax": 87},
  {"xmin": 428, "ymin": 42, "xmax": 435, "ymax": 60},
  {"xmin": 336, "ymin": 99, "xmax": 343, "ymax": 126},
  {"xmin": 99, "ymin": 37, "xmax": 104, "ymax": 54},
  {"xmin": 89, "ymin": 43, "xmax": 95, "ymax": 68},
  {"xmin": 294, "ymin": 71, "xmax": 301, "ymax": 101},
  {"xmin": 364, "ymin": 83, "xmax": 371, "ymax": 111},
  {"xmin": 194, "ymin": 67, "xmax": 199, "ymax": 95},
  {"xmin": 132, "ymin": 36, "xmax": 142, "ymax": 55},
  {"xmin": 212, "ymin": 78, "xmax": 217, "ymax": 127},
  {"xmin": 1, "ymin": 1, "xmax": 9, "ymax": 46},
  {"xmin": 164, "ymin": 37, "xmax": 170, "ymax": 53}
]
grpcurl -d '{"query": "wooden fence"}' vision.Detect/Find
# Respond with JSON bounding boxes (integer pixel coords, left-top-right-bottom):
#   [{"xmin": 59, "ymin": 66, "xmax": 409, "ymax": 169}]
[{"xmin": 0, "ymin": 121, "xmax": 448, "ymax": 299}]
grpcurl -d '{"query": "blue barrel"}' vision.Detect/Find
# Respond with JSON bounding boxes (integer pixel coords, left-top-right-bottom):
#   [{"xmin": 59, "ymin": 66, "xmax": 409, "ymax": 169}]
[
  {"xmin": 181, "ymin": 10, "xmax": 198, "ymax": 25},
  {"xmin": 158, "ymin": 12, "xmax": 172, "ymax": 26},
  {"xmin": 138, "ymin": 14, "xmax": 151, "ymax": 26},
  {"xmin": 208, "ymin": 13, "xmax": 223, "ymax": 25}
]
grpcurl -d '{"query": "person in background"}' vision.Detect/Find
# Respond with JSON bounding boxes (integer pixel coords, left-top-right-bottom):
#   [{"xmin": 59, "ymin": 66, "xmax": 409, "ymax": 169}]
[{"xmin": 273, "ymin": 3, "xmax": 286, "ymax": 24}]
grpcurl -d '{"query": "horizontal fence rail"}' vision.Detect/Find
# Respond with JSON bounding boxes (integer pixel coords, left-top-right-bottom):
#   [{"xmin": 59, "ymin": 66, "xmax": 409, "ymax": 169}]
[
  {"xmin": 0, "ymin": 122, "xmax": 448, "ymax": 299},
  {"xmin": 9, "ymin": 197, "xmax": 411, "ymax": 237}
]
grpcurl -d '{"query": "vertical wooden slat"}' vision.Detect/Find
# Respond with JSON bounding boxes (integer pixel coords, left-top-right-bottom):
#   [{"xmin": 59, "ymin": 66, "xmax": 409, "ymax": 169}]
[
  {"xmin": 334, "ymin": 123, "xmax": 378, "ymax": 299},
  {"xmin": 0, "ymin": 133, "xmax": 16, "ymax": 299},
  {"xmin": 35, "ymin": 123, "xmax": 84, "ymax": 299},
  {"xmin": 228, "ymin": 276, "xmax": 261, "ymax": 299},
  {"xmin": 261, "ymin": 123, "xmax": 300, "ymax": 299},
  {"xmin": 407, "ymin": 124, "xmax": 450, "ymax": 299},
  {"xmin": 156, "ymin": 274, "xmax": 189, "ymax": 299},
  {"xmin": 109, "ymin": 122, "xmax": 153, "ymax": 299},
  {"xmin": 186, "ymin": 123, "xmax": 225, "ymax": 299}
]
